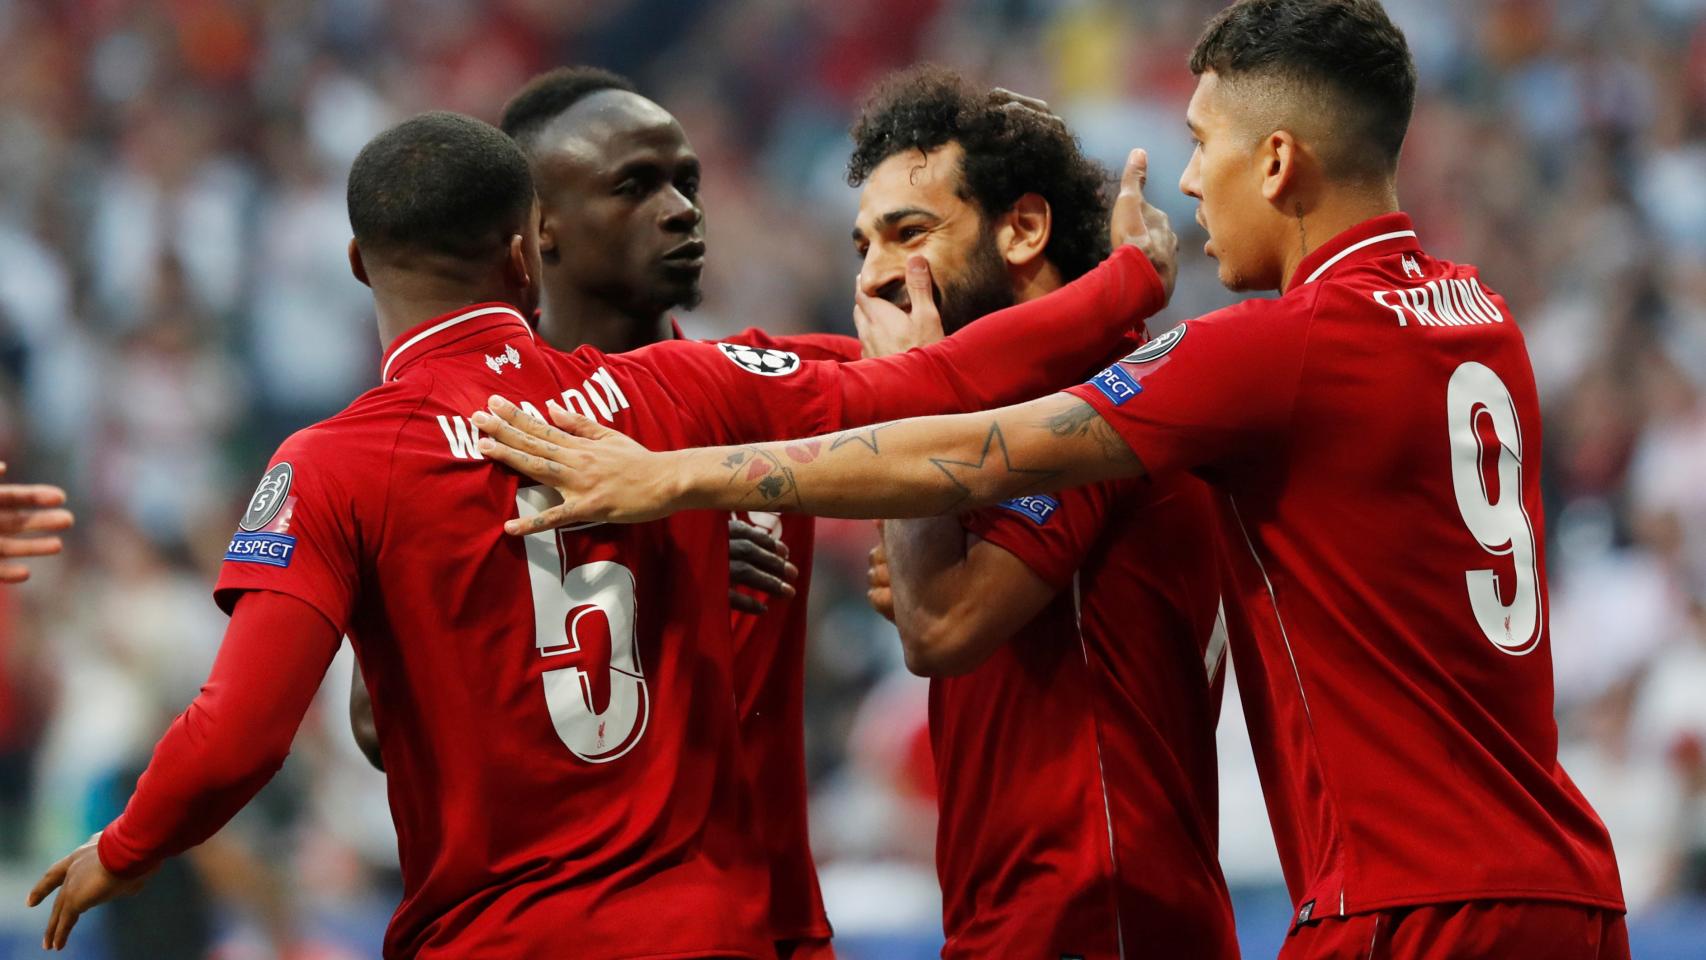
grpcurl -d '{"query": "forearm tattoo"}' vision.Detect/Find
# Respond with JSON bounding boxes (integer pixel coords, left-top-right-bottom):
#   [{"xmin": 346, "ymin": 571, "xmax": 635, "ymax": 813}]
[
  {"xmin": 1043, "ymin": 399, "xmax": 1137, "ymax": 466},
  {"xmin": 926, "ymin": 422, "xmax": 1062, "ymax": 510}
]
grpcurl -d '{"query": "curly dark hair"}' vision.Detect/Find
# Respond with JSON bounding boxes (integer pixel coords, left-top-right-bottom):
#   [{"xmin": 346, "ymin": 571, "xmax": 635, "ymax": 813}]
[{"xmin": 847, "ymin": 65, "xmax": 1111, "ymax": 282}]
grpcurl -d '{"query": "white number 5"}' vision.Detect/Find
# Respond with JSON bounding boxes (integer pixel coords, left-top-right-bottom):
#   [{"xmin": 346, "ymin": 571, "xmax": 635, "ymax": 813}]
[
  {"xmin": 518, "ymin": 488, "xmax": 650, "ymax": 761},
  {"xmin": 1446, "ymin": 362, "xmax": 1542, "ymax": 655}
]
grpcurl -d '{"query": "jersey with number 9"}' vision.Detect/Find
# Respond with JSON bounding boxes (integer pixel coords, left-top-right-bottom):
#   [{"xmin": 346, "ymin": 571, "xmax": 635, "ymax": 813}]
[{"xmin": 1066, "ymin": 214, "xmax": 1624, "ymax": 921}]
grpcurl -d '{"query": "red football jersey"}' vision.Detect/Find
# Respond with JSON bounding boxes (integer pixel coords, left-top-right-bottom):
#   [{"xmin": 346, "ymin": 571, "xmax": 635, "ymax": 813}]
[
  {"xmin": 202, "ymin": 247, "xmax": 1160, "ymax": 958},
  {"xmin": 721, "ymin": 327, "xmax": 863, "ymax": 946},
  {"xmin": 1066, "ymin": 214, "xmax": 1625, "ymax": 923},
  {"xmin": 934, "ymin": 474, "xmax": 1235, "ymax": 959}
]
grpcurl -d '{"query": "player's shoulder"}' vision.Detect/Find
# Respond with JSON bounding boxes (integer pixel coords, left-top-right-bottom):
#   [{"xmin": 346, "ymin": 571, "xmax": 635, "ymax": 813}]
[
  {"xmin": 276, "ymin": 378, "xmax": 426, "ymax": 468},
  {"xmin": 617, "ymin": 336, "xmax": 810, "ymax": 381},
  {"xmin": 1117, "ymin": 295, "xmax": 1300, "ymax": 369},
  {"xmin": 719, "ymin": 326, "xmax": 861, "ymax": 363}
]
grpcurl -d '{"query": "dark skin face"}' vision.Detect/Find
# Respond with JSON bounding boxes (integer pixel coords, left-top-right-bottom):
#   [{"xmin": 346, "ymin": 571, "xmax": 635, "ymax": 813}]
[
  {"xmin": 347, "ymin": 90, "xmax": 787, "ymax": 773},
  {"xmin": 529, "ymin": 90, "xmax": 705, "ymax": 349}
]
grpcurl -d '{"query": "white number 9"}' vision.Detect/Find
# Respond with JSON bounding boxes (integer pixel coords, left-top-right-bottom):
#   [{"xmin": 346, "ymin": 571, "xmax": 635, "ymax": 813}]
[{"xmin": 1446, "ymin": 361, "xmax": 1542, "ymax": 655}]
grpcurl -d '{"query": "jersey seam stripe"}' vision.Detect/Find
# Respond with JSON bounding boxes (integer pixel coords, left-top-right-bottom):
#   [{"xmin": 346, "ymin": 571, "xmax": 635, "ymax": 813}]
[
  {"xmin": 381, "ymin": 305, "xmax": 530, "ymax": 380},
  {"xmin": 377, "ymin": 377, "xmax": 439, "ymax": 568},
  {"xmin": 1301, "ymin": 231, "xmax": 1419, "ymax": 286},
  {"xmin": 1228, "ymin": 495, "xmax": 1349, "ymax": 916},
  {"xmin": 1074, "ymin": 571, "xmax": 1127, "ymax": 960}
]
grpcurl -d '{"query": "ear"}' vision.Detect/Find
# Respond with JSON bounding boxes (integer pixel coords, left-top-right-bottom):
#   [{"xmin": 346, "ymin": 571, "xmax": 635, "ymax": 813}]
[
  {"xmin": 536, "ymin": 200, "xmax": 559, "ymax": 263},
  {"xmin": 348, "ymin": 239, "xmax": 370, "ymax": 288},
  {"xmin": 995, "ymin": 193, "xmax": 1051, "ymax": 268},
  {"xmin": 1260, "ymin": 129, "xmax": 1302, "ymax": 205},
  {"xmin": 504, "ymin": 234, "xmax": 531, "ymax": 290}
]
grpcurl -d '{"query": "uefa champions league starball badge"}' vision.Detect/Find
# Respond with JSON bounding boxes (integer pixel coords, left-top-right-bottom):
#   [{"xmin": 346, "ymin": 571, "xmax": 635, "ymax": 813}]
[{"xmin": 715, "ymin": 342, "xmax": 801, "ymax": 377}]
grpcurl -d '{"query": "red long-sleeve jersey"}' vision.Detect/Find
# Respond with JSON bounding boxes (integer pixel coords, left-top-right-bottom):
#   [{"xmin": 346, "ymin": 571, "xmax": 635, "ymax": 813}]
[{"xmin": 100, "ymin": 247, "xmax": 1163, "ymax": 959}]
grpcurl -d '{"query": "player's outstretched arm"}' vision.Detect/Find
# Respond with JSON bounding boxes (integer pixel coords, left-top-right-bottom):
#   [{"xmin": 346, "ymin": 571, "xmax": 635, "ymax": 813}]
[
  {"xmin": 28, "ymin": 590, "xmax": 340, "ymax": 950},
  {"xmin": 475, "ymin": 390, "xmax": 1144, "ymax": 530},
  {"xmin": 0, "ymin": 463, "xmax": 74, "ymax": 584}
]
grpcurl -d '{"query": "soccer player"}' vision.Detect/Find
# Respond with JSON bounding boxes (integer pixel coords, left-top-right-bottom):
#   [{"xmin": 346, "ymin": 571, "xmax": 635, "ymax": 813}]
[
  {"xmin": 0, "ymin": 464, "xmax": 73, "ymax": 584},
  {"xmin": 502, "ymin": 65, "xmax": 862, "ymax": 959},
  {"xmin": 846, "ymin": 67, "xmax": 1235, "ymax": 958},
  {"xmin": 475, "ymin": 1, "xmax": 1632, "ymax": 956},
  {"xmin": 342, "ymin": 70, "xmax": 854, "ymax": 960},
  {"xmin": 349, "ymin": 69, "xmax": 811, "ymax": 773},
  {"xmin": 28, "ymin": 112, "xmax": 1175, "ymax": 956}
]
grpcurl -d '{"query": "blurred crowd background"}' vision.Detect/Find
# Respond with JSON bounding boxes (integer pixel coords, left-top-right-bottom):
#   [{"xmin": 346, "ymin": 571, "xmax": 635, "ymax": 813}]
[{"xmin": 0, "ymin": 0, "xmax": 1704, "ymax": 956}]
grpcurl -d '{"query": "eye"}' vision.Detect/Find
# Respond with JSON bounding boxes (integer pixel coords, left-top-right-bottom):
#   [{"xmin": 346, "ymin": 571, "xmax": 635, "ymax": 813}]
[
  {"xmin": 853, "ymin": 243, "xmax": 869, "ymax": 261},
  {"xmin": 614, "ymin": 179, "xmax": 643, "ymax": 197},
  {"xmin": 679, "ymin": 176, "xmax": 700, "ymax": 199},
  {"xmin": 898, "ymin": 225, "xmax": 925, "ymax": 242}
]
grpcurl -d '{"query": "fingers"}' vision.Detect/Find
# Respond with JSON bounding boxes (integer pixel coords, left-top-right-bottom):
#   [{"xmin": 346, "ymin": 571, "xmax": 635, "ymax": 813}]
[
  {"xmin": 729, "ymin": 539, "xmax": 798, "ymax": 581},
  {"xmin": 0, "ymin": 534, "xmax": 64, "ymax": 559},
  {"xmin": 866, "ymin": 586, "xmax": 895, "ymax": 623},
  {"xmin": 471, "ymin": 405, "xmax": 587, "ymax": 489},
  {"xmin": 1119, "ymin": 148, "xmax": 1149, "ymax": 199},
  {"xmin": 729, "ymin": 589, "xmax": 768, "ymax": 615},
  {"xmin": 0, "ymin": 507, "xmax": 74, "ymax": 536},
  {"xmin": 482, "ymin": 396, "xmax": 584, "ymax": 449},
  {"xmin": 988, "ymin": 87, "xmax": 1067, "ymax": 131},
  {"xmin": 0, "ymin": 484, "xmax": 68, "ymax": 510},
  {"xmin": 27, "ymin": 856, "xmax": 69, "ymax": 908},
  {"xmin": 50, "ymin": 892, "xmax": 81, "ymax": 950},
  {"xmin": 852, "ymin": 277, "xmax": 887, "ymax": 319},
  {"xmin": 729, "ymin": 518, "xmax": 789, "ymax": 559},
  {"xmin": 543, "ymin": 399, "xmax": 613, "ymax": 439},
  {"xmin": 904, "ymin": 256, "xmax": 938, "ymax": 321},
  {"xmin": 505, "ymin": 501, "xmax": 582, "ymax": 537},
  {"xmin": 477, "ymin": 436, "xmax": 567, "ymax": 490},
  {"xmin": 471, "ymin": 412, "xmax": 566, "ymax": 465},
  {"xmin": 730, "ymin": 562, "xmax": 798, "ymax": 601},
  {"xmin": 44, "ymin": 889, "xmax": 63, "ymax": 950}
]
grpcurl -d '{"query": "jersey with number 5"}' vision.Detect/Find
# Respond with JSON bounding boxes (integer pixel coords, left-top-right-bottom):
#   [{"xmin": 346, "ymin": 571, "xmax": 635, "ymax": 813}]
[
  {"xmin": 1066, "ymin": 214, "xmax": 1624, "ymax": 920},
  {"xmin": 213, "ymin": 255, "xmax": 1161, "ymax": 959},
  {"xmin": 215, "ymin": 305, "xmax": 780, "ymax": 959}
]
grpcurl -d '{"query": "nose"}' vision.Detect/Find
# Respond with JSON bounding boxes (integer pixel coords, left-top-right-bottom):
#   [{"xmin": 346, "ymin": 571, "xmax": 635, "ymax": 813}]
[
  {"xmin": 1179, "ymin": 153, "xmax": 1201, "ymax": 201},
  {"xmin": 660, "ymin": 187, "xmax": 701, "ymax": 233},
  {"xmin": 858, "ymin": 245, "xmax": 906, "ymax": 304}
]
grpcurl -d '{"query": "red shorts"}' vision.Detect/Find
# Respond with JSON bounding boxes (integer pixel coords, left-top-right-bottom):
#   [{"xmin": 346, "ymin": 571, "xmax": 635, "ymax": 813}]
[
  {"xmin": 1280, "ymin": 901, "xmax": 1628, "ymax": 960},
  {"xmin": 774, "ymin": 936, "xmax": 835, "ymax": 960}
]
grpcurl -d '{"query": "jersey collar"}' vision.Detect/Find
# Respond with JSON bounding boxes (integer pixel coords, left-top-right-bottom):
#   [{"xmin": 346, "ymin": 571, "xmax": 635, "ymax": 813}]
[
  {"xmin": 1286, "ymin": 212, "xmax": 1420, "ymax": 293},
  {"xmin": 381, "ymin": 303, "xmax": 534, "ymax": 381}
]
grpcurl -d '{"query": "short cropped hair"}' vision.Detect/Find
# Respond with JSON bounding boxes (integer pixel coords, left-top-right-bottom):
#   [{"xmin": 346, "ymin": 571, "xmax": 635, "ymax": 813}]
[
  {"xmin": 347, "ymin": 111, "xmax": 534, "ymax": 260},
  {"xmin": 1190, "ymin": 0, "xmax": 1417, "ymax": 181},
  {"xmin": 847, "ymin": 65, "xmax": 1111, "ymax": 283},
  {"xmin": 500, "ymin": 66, "xmax": 638, "ymax": 149}
]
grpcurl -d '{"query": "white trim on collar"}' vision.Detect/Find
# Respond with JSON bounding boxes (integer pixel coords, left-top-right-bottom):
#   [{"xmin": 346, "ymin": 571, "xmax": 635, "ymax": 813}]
[
  {"xmin": 1301, "ymin": 230, "xmax": 1418, "ymax": 286},
  {"xmin": 381, "ymin": 305, "xmax": 531, "ymax": 381}
]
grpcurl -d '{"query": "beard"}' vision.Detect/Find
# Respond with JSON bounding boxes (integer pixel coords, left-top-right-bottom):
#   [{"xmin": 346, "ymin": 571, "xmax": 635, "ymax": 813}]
[{"xmin": 937, "ymin": 227, "xmax": 1016, "ymax": 333}]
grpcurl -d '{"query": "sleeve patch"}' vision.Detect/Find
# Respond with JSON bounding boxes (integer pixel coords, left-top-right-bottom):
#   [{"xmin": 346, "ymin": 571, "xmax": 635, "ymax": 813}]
[
  {"xmin": 1086, "ymin": 364, "xmax": 1142, "ymax": 406},
  {"xmin": 225, "ymin": 532, "xmax": 297, "ymax": 568},
  {"xmin": 716, "ymin": 342, "xmax": 801, "ymax": 377},
  {"xmin": 1121, "ymin": 321, "xmax": 1186, "ymax": 363},
  {"xmin": 995, "ymin": 494, "xmax": 1061, "ymax": 526},
  {"xmin": 239, "ymin": 462, "xmax": 294, "ymax": 531}
]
